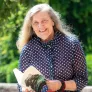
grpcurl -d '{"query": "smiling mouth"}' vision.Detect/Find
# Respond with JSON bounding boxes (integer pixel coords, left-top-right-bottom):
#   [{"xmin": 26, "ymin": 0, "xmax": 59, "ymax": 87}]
[{"xmin": 39, "ymin": 28, "xmax": 47, "ymax": 32}]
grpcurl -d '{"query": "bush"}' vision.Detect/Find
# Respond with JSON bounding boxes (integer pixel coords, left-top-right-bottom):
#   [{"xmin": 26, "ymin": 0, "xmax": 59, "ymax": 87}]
[
  {"xmin": 86, "ymin": 53, "xmax": 92, "ymax": 85},
  {"xmin": 6, "ymin": 60, "xmax": 18, "ymax": 83},
  {"xmin": 0, "ymin": 65, "xmax": 8, "ymax": 82},
  {"xmin": 87, "ymin": 67, "xmax": 92, "ymax": 85}
]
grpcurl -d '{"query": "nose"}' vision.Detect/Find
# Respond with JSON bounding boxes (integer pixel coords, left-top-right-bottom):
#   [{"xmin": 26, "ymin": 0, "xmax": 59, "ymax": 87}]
[{"xmin": 38, "ymin": 22, "xmax": 44, "ymax": 29}]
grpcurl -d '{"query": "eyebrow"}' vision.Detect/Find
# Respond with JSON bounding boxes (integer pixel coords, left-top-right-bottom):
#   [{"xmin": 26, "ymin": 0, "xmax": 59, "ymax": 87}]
[{"xmin": 32, "ymin": 18, "xmax": 49, "ymax": 23}]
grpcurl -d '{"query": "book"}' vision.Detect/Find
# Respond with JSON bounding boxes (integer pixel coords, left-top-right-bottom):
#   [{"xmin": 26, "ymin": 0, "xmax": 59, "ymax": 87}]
[{"xmin": 13, "ymin": 66, "xmax": 42, "ymax": 91}]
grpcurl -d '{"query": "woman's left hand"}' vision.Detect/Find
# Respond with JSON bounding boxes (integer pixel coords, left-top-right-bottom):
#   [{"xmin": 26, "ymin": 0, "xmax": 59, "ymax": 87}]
[{"xmin": 46, "ymin": 80, "xmax": 62, "ymax": 91}]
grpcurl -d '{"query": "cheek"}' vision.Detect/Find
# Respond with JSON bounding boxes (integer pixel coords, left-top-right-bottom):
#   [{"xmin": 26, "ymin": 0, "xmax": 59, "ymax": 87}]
[
  {"xmin": 47, "ymin": 22, "xmax": 54, "ymax": 28},
  {"xmin": 48, "ymin": 25, "xmax": 54, "ymax": 31},
  {"xmin": 33, "ymin": 29, "xmax": 40, "ymax": 36},
  {"xmin": 32, "ymin": 26, "xmax": 38, "ymax": 32},
  {"xmin": 32, "ymin": 26, "xmax": 36, "ymax": 31}
]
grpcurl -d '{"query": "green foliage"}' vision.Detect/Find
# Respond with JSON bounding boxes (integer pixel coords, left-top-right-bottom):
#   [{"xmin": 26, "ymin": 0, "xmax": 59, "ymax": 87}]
[
  {"xmin": 86, "ymin": 54, "xmax": 92, "ymax": 62},
  {"xmin": 0, "ymin": 4, "xmax": 27, "ymax": 65},
  {"xmin": 86, "ymin": 54, "xmax": 92, "ymax": 85},
  {"xmin": 0, "ymin": 0, "xmax": 19, "ymax": 26},
  {"xmin": 0, "ymin": 60, "xmax": 18, "ymax": 83},
  {"xmin": 87, "ymin": 64, "xmax": 92, "ymax": 85},
  {"xmin": 0, "ymin": 0, "xmax": 4, "ymax": 9},
  {"xmin": 49, "ymin": 0, "xmax": 92, "ymax": 53},
  {"xmin": 0, "ymin": 2, "xmax": 27, "ymax": 83},
  {"xmin": 6, "ymin": 60, "xmax": 18, "ymax": 83},
  {"xmin": 37, "ymin": 0, "xmax": 49, "ymax": 3},
  {"xmin": 0, "ymin": 65, "xmax": 8, "ymax": 82}
]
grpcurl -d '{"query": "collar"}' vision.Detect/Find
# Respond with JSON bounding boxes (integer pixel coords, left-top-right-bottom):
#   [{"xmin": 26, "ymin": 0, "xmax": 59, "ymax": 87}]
[{"xmin": 35, "ymin": 31, "xmax": 64, "ymax": 48}]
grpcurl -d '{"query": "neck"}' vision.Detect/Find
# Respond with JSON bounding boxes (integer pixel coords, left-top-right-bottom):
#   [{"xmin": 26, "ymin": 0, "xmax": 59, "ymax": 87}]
[{"xmin": 42, "ymin": 32, "xmax": 54, "ymax": 43}]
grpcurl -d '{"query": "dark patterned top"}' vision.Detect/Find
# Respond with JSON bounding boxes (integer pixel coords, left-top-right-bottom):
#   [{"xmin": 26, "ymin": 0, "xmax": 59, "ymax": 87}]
[{"xmin": 19, "ymin": 31, "xmax": 88, "ymax": 92}]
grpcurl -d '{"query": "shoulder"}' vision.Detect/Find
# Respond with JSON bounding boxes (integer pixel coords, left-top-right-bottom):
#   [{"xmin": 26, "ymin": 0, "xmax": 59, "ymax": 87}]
[
  {"xmin": 61, "ymin": 33, "xmax": 83, "ymax": 50},
  {"xmin": 63, "ymin": 35, "xmax": 85, "ymax": 56},
  {"xmin": 20, "ymin": 37, "xmax": 39, "ymax": 54},
  {"xmin": 65, "ymin": 35, "xmax": 84, "ymax": 52},
  {"xmin": 61, "ymin": 33, "xmax": 79, "ymax": 45}
]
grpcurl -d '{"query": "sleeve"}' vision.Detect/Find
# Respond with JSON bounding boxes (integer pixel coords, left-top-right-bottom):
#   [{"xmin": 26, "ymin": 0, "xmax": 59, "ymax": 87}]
[
  {"xmin": 17, "ymin": 83, "xmax": 22, "ymax": 92},
  {"xmin": 72, "ymin": 39, "xmax": 88, "ymax": 91},
  {"xmin": 19, "ymin": 46, "xmax": 31, "ymax": 72},
  {"xmin": 17, "ymin": 46, "xmax": 31, "ymax": 91}
]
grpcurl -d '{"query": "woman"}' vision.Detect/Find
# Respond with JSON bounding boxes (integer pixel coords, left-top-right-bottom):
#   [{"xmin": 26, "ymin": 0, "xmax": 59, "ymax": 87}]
[{"xmin": 17, "ymin": 3, "xmax": 88, "ymax": 92}]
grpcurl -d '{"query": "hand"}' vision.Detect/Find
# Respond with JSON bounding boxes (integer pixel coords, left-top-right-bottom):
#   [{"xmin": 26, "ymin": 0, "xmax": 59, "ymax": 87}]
[
  {"xmin": 25, "ymin": 89, "xmax": 29, "ymax": 92},
  {"xmin": 24, "ymin": 89, "xmax": 35, "ymax": 92},
  {"xmin": 46, "ymin": 80, "xmax": 62, "ymax": 91}
]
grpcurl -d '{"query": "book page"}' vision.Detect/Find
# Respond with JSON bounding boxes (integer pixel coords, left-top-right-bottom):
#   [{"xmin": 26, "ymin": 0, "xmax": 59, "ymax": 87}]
[
  {"xmin": 13, "ymin": 68, "xmax": 23, "ymax": 85},
  {"xmin": 13, "ymin": 66, "xmax": 42, "ymax": 91},
  {"xmin": 21, "ymin": 66, "xmax": 42, "ymax": 87}
]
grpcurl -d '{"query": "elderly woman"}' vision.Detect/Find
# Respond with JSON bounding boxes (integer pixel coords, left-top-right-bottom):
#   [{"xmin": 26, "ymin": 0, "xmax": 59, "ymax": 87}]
[{"xmin": 17, "ymin": 3, "xmax": 88, "ymax": 92}]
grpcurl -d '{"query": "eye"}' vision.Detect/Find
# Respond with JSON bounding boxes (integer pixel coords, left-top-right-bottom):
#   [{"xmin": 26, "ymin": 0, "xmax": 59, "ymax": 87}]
[
  {"xmin": 33, "ymin": 22, "xmax": 38, "ymax": 26},
  {"xmin": 42, "ymin": 19, "xmax": 48, "ymax": 23}
]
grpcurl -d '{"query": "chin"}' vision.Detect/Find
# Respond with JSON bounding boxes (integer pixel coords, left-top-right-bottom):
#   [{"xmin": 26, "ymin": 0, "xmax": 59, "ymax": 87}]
[
  {"xmin": 41, "ymin": 37, "xmax": 48, "ymax": 41},
  {"xmin": 41, "ymin": 37, "xmax": 50, "ymax": 42}
]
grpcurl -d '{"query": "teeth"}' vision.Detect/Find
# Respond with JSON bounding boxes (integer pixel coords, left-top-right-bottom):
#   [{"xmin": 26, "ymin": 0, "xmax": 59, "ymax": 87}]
[
  {"xmin": 40, "ymin": 31, "xmax": 44, "ymax": 32},
  {"xmin": 40, "ymin": 29, "xmax": 47, "ymax": 32}
]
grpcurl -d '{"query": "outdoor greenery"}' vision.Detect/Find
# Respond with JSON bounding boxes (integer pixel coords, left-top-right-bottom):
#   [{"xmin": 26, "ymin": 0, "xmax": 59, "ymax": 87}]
[{"xmin": 0, "ymin": 0, "xmax": 92, "ymax": 86}]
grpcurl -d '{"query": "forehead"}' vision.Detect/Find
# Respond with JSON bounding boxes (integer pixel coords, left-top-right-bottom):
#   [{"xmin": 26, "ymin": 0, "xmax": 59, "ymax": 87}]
[{"xmin": 32, "ymin": 11, "xmax": 51, "ymax": 21}]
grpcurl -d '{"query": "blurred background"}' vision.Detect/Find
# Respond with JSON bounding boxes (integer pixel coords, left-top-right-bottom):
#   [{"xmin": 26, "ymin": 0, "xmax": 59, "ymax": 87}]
[{"xmin": 0, "ymin": 0, "xmax": 92, "ymax": 85}]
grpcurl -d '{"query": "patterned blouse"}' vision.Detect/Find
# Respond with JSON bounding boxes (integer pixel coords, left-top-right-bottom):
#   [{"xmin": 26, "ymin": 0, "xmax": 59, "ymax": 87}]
[{"xmin": 19, "ymin": 31, "xmax": 88, "ymax": 92}]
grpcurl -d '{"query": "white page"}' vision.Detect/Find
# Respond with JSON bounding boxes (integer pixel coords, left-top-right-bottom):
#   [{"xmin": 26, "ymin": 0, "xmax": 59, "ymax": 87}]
[
  {"xmin": 21, "ymin": 66, "xmax": 42, "ymax": 87},
  {"xmin": 13, "ymin": 68, "xmax": 23, "ymax": 85},
  {"xmin": 13, "ymin": 66, "xmax": 42, "ymax": 91}
]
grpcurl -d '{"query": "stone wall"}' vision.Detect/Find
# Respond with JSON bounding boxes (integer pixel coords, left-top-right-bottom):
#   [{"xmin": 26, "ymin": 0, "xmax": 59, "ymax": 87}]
[
  {"xmin": 0, "ymin": 83, "xmax": 92, "ymax": 92},
  {"xmin": 0, "ymin": 83, "xmax": 18, "ymax": 92},
  {"xmin": 82, "ymin": 86, "xmax": 92, "ymax": 92}
]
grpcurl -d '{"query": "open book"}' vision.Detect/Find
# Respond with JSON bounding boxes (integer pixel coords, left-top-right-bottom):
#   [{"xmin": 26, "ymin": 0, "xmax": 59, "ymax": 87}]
[{"xmin": 13, "ymin": 66, "xmax": 42, "ymax": 91}]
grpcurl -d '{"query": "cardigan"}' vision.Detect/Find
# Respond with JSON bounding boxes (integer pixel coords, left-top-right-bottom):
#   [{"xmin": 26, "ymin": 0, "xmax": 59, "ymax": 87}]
[{"xmin": 19, "ymin": 31, "xmax": 88, "ymax": 92}]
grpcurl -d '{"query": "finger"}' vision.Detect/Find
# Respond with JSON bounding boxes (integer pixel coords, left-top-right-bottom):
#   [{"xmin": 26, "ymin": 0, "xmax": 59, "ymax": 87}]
[
  {"xmin": 30, "ymin": 90, "xmax": 33, "ymax": 92},
  {"xmin": 47, "ymin": 89, "xmax": 54, "ymax": 92},
  {"xmin": 46, "ymin": 84, "xmax": 52, "ymax": 90},
  {"xmin": 29, "ymin": 90, "xmax": 35, "ymax": 92},
  {"xmin": 46, "ymin": 79, "xmax": 50, "ymax": 84},
  {"xmin": 46, "ymin": 78, "xmax": 50, "ymax": 81},
  {"xmin": 25, "ymin": 89, "xmax": 29, "ymax": 92}
]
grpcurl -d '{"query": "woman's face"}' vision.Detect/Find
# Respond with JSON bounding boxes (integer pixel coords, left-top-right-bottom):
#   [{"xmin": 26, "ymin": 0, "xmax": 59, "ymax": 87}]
[{"xmin": 31, "ymin": 11, "xmax": 54, "ymax": 42}]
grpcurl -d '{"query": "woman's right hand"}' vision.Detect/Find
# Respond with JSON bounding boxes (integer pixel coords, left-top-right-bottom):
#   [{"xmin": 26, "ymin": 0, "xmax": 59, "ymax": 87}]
[
  {"xmin": 24, "ymin": 89, "xmax": 35, "ymax": 92},
  {"xmin": 25, "ymin": 89, "xmax": 29, "ymax": 92}
]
